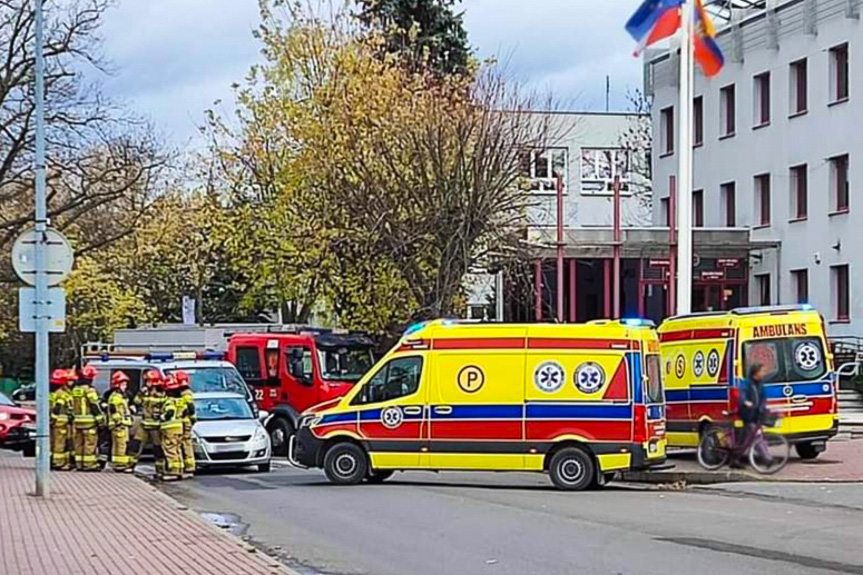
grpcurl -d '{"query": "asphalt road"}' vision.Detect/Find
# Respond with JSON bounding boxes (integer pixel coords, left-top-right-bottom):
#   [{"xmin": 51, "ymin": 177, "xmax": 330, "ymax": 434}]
[{"xmin": 161, "ymin": 463, "xmax": 863, "ymax": 575}]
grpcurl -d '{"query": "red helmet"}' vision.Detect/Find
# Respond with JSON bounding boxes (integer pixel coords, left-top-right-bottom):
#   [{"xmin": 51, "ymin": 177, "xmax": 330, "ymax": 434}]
[
  {"xmin": 163, "ymin": 374, "xmax": 181, "ymax": 392},
  {"xmin": 80, "ymin": 364, "xmax": 98, "ymax": 381},
  {"xmin": 143, "ymin": 369, "xmax": 163, "ymax": 385},
  {"xmin": 111, "ymin": 371, "xmax": 130, "ymax": 388},
  {"xmin": 174, "ymin": 371, "xmax": 190, "ymax": 387},
  {"xmin": 50, "ymin": 369, "xmax": 69, "ymax": 386}
]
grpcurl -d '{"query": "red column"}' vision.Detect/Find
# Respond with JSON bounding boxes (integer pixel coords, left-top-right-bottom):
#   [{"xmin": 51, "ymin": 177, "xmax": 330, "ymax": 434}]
[
  {"xmin": 556, "ymin": 174, "xmax": 565, "ymax": 323},
  {"xmin": 534, "ymin": 260, "xmax": 543, "ymax": 322},
  {"xmin": 613, "ymin": 175, "xmax": 622, "ymax": 320},
  {"xmin": 568, "ymin": 259, "xmax": 577, "ymax": 323},
  {"xmin": 603, "ymin": 259, "xmax": 612, "ymax": 319}
]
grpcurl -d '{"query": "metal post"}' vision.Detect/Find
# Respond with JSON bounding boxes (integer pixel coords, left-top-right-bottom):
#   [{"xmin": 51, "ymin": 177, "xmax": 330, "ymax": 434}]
[
  {"xmin": 568, "ymin": 259, "xmax": 577, "ymax": 323},
  {"xmin": 603, "ymin": 260, "xmax": 612, "ymax": 319},
  {"xmin": 495, "ymin": 270, "xmax": 504, "ymax": 322},
  {"xmin": 556, "ymin": 173, "xmax": 565, "ymax": 323},
  {"xmin": 668, "ymin": 175, "xmax": 677, "ymax": 317},
  {"xmin": 33, "ymin": 0, "xmax": 50, "ymax": 496},
  {"xmin": 676, "ymin": 0, "xmax": 694, "ymax": 315},
  {"xmin": 612, "ymin": 175, "xmax": 622, "ymax": 319}
]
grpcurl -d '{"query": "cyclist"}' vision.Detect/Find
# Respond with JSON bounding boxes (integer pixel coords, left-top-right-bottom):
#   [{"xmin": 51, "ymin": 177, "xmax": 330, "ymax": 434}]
[{"xmin": 736, "ymin": 362, "xmax": 769, "ymax": 465}]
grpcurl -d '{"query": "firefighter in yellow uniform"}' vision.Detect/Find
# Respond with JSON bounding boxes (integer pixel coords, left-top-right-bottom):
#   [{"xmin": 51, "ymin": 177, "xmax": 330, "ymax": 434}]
[
  {"xmin": 70, "ymin": 364, "xmax": 104, "ymax": 471},
  {"xmin": 174, "ymin": 371, "xmax": 196, "ymax": 478},
  {"xmin": 159, "ymin": 375, "xmax": 185, "ymax": 481},
  {"xmin": 49, "ymin": 369, "xmax": 74, "ymax": 470},
  {"xmin": 107, "ymin": 371, "xmax": 134, "ymax": 472},
  {"xmin": 130, "ymin": 370, "xmax": 166, "ymax": 476}
]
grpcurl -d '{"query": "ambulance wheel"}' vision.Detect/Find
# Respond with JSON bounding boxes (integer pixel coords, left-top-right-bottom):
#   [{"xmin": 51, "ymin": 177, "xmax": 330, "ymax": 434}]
[
  {"xmin": 549, "ymin": 447, "xmax": 594, "ymax": 491},
  {"xmin": 366, "ymin": 470, "xmax": 394, "ymax": 484},
  {"xmin": 795, "ymin": 442, "xmax": 821, "ymax": 460},
  {"xmin": 323, "ymin": 443, "xmax": 368, "ymax": 485}
]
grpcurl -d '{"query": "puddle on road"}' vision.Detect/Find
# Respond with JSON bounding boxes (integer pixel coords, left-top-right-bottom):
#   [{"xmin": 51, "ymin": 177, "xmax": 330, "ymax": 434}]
[{"xmin": 199, "ymin": 512, "xmax": 250, "ymax": 537}]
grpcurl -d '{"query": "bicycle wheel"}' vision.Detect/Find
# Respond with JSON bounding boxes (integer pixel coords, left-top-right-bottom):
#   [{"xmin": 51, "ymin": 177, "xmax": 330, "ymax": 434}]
[
  {"xmin": 697, "ymin": 426, "xmax": 731, "ymax": 470},
  {"xmin": 749, "ymin": 433, "xmax": 789, "ymax": 475}
]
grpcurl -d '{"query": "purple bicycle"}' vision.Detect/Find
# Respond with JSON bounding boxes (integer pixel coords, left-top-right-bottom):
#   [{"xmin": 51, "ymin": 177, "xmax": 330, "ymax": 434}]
[{"xmin": 697, "ymin": 410, "xmax": 790, "ymax": 475}]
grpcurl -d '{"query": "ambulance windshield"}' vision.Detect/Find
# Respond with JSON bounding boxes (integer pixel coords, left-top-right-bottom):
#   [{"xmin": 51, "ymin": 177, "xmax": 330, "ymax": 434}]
[{"xmin": 742, "ymin": 337, "xmax": 827, "ymax": 384}]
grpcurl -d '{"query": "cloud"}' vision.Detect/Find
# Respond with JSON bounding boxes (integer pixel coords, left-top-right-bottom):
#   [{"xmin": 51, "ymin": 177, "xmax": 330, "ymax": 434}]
[{"xmin": 93, "ymin": 0, "xmax": 647, "ymax": 145}]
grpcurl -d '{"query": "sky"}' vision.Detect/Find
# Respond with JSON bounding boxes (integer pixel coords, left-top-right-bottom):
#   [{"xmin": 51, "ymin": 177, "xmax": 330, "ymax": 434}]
[{"xmin": 92, "ymin": 0, "xmax": 645, "ymax": 149}]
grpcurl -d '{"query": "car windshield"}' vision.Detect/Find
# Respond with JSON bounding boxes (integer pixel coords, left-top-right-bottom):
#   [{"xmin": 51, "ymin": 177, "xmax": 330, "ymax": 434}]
[
  {"xmin": 317, "ymin": 346, "xmax": 374, "ymax": 382},
  {"xmin": 743, "ymin": 337, "xmax": 827, "ymax": 384},
  {"xmin": 165, "ymin": 367, "xmax": 248, "ymax": 395},
  {"xmin": 0, "ymin": 392, "xmax": 14, "ymax": 407},
  {"xmin": 194, "ymin": 397, "xmax": 254, "ymax": 421}
]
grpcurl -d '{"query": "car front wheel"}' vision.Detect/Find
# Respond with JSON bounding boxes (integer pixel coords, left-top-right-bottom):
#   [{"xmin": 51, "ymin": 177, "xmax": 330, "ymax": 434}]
[
  {"xmin": 323, "ymin": 443, "xmax": 367, "ymax": 485},
  {"xmin": 548, "ymin": 447, "xmax": 594, "ymax": 491}
]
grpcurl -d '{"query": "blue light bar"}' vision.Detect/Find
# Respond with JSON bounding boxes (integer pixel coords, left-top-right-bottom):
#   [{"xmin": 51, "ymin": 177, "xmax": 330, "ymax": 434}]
[
  {"xmin": 200, "ymin": 351, "xmax": 224, "ymax": 360},
  {"xmin": 403, "ymin": 321, "xmax": 428, "ymax": 337},
  {"xmin": 622, "ymin": 318, "xmax": 656, "ymax": 327},
  {"xmin": 145, "ymin": 352, "xmax": 173, "ymax": 362}
]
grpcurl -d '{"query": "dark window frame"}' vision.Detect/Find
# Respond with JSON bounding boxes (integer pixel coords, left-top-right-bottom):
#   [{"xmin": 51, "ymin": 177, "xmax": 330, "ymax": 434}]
[
  {"xmin": 755, "ymin": 173, "xmax": 771, "ymax": 227},
  {"xmin": 790, "ymin": 164, "xmax": 808, "ymax": 220},
  {"xmin": 790, "ymin": 58, "xmax": 808, "ymax": 116},
  {"xmin": 830, "ymin": 43, "xmax": 850, "ymax": 103},
  {"xmin": 721, "ymin": 181, "xmax": 736, "ymax": 227},
  {"xmin": 754, "ymin": 71, "xmax": 771, "ymax": 127},
  {"xmin": 792, "ymin": 268, "xmax": 809, "ymax": 304}
]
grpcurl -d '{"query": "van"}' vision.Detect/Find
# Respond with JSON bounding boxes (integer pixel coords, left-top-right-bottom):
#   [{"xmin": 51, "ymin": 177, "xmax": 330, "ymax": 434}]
[
  {"xmin": 658, "ymin": 305, "xmax": 838, "ymax": 459},
  {"xmin": 290, "ymin": 319, "xmax": 667, "ymax": 491}
]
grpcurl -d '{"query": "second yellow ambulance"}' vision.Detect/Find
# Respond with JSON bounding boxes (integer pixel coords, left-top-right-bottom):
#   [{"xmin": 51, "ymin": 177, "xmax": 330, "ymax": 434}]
[
  {"xmin": 659, "ymin": 305, "xmax": 838, "ymax": 458},
  {"xmin": 291, "ymin": 319, "xmax": 667, "ymax": 491}
]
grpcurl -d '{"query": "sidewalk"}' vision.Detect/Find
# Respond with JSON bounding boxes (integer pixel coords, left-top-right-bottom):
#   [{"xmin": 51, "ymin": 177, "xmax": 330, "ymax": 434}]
[
  {"xmin": 623, "ymin": 437, "xmax": 863, "ymax": 484},
  {"xmin": 0, "ymin": 452, "xmax": 292, "ymax": 575}
]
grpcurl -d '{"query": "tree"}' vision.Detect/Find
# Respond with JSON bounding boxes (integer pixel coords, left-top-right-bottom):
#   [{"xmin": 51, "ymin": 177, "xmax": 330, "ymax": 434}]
[
  {"xmin": 208, "ymin": 1, "xmax": 551, "ymax": 331},
  {"xmin": 618, "ymin": 89, "xmax": 653, "ymax": 226},
  {"xmin": 356, "ymin": 0, "xmax": 471, "ymax": 75}
]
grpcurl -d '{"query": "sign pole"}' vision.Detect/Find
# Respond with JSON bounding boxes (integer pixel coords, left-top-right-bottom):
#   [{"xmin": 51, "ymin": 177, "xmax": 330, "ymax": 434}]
[
  {"xmin": 676, "ymin": 0, "xmax": 695, "ymax": 315},
  {"xmin": 33, "ymin": 0, "xmax": 51, "ymax": 497}
]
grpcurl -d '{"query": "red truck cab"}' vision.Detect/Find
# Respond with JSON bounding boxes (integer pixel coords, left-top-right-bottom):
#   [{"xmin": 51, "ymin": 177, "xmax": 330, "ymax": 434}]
[{"xmin": 227, "ymin": 329, "xmax": 376, "ymax": 455}]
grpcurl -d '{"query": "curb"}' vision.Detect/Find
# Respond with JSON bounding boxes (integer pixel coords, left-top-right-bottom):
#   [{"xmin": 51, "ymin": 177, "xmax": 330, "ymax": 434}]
[
  {"xmin": 133, "ymin": 473, "xmax": 303, "ymax": 575},
  {"xmin": 621, "ymin": 469, "xmax": 756, "ymax": 485}
]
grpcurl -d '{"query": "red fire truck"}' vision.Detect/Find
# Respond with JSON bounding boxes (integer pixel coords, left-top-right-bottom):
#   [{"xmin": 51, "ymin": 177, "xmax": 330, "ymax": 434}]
[{"xmin": 227, "ymin": 328, "xmax": 376, "ymax": 455}]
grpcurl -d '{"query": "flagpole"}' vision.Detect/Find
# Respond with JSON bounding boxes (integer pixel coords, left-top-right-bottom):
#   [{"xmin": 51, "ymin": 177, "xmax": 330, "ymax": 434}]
[{"xmin": 676, "ymin": 0, "xmax": 694, "ymax": 315}]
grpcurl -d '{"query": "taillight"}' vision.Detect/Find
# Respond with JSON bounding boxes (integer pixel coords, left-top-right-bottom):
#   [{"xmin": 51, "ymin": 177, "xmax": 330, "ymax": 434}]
[
  {"xmin": 729, "ymin": 386, "xmax": 739, "ymax": 418},
  {"xmin": 633, "ymin": 404, "xmax": 647, "ymax": 443}
]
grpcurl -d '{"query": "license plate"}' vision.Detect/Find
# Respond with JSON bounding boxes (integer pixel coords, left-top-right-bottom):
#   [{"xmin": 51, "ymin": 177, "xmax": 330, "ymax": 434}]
[{"xmin": 207, "ymin": 443, "xmax": 244, "ymax": 453}]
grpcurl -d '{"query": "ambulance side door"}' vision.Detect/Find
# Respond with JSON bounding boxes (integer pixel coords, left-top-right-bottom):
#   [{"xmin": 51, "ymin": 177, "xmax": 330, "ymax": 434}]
[{"xmin": 353, "ymin": 354, "xmax": 428, "ymax": 469}]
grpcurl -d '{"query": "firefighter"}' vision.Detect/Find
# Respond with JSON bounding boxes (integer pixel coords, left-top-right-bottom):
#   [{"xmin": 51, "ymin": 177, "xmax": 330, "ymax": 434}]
[
  {"xmin": 129, "ymin": 370, "xmax": 166, "ymax": 476},
  {"xmin": 70, "ymin": 364, "xmax": 104, "ymax": 471},
  {"xmin": 159, "ymin": 375, "xmax": 185, "ymax": 481},
  {"xmin": 174, "ymin": 371, "xmax": 196, "ymax": 478},
  {"xmin": 49, "ymin": 369, "xmax": 74, "ymax": 470},
  {"xmin": 107, "ymin": 371, "xmax": 134, "ymax": 472}
]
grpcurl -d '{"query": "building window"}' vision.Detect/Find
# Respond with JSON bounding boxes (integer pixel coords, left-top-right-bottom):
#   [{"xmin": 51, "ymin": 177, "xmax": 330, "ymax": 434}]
[
  {"xmin": 521, "ymin": 148, "xmax": 567, "ymax": 192},
  {"xmin": 693, "ymin": 96, "xmax": 704, "ymax": 146},
  {"xmin": 720, "ymin": 84, "xmax": 736, "ymax": 137},
  {"xmin": 756, "ymin": 274, "xmax": 771, "ymax": 306},
  {"xmin": 660, "ymin": 197, "xmax": 670, "ymax": 226},
  {"xmin": 790, "ymin": 58, "xmax": 808, "ymax": 115},
  {"xmin": 580, "ymin": 148, "xmax": 630, "ymax": 194},
  {"xmin": 832, "ymin": 264, "xmax": 850, "ymax": 321},
  {"xmin": 754, "ymin": 173, "xmax": 771, "ymax": 226},
  {"xmin": 830, "ymin": 154, "xmax": 850, "ymax": 213},
  {"xmin": 693, "ymin": 189, "xmax": 704, "ymax": 227},
  {"xmin": 660, "ymin": 106, "xmax": 674, "ymax": 155},
  {"xmin": 792, "ymin": 269, "xmax": 809, "ymax": 304},
  {"xmin": 790, "ymin": 164, "xmax": 808, "ymax": 220},
  {"xmin": 721, "ymin": 182, "xmax": 736, "ymax": 227},
  {"xmin": 754, "ymin": 72, "xmax": 771, "ymax": 127},
  {"xmin": 830, "ymin": 43, "xmax": 849, "ymax": 103}
]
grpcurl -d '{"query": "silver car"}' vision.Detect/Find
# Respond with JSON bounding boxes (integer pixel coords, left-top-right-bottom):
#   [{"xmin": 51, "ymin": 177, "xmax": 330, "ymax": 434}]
[{"xmin": 193, "ymin": 392, "xmax": 272, "ymax": 472}]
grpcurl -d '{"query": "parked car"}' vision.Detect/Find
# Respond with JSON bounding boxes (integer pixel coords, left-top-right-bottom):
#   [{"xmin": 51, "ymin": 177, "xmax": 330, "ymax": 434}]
[
  {"xmin": 192, "ymin": 392, "xmax": 271, "ymax": 472},
  {"xmin": 0, "ymin": 392, "xmax": 36, "ymax": 456}
]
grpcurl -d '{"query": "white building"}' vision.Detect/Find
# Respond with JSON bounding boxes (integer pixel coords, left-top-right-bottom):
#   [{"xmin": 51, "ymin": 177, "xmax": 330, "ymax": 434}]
[{"xmin": 649, "ymin": 0, "xmax": 862, "ymax": 335}]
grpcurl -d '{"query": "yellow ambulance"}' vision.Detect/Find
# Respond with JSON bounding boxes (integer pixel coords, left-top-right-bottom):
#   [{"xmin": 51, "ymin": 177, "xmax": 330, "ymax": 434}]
[
  {"xmin": 290, "ymin": 319, "xmax": 667, "ymax": 491},
  {"xmin": 658, "ymin": 305, "xmax": 838, "ymax": 458}
]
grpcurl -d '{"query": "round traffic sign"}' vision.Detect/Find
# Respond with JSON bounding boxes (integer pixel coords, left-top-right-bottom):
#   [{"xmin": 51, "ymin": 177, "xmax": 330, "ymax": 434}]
[{"xmin": 11, "ymin": 228, "xmax": 74, "ymax": 287}]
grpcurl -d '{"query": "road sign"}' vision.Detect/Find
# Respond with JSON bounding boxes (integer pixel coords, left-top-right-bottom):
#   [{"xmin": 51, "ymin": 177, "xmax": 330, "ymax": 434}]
[
  {"xmin": 19, "ymin": 287, "xmax": 66, "ymax": 333},
  {"xmin": 11, "ymin": 228, "xmax": 74, "ymax": 287}
]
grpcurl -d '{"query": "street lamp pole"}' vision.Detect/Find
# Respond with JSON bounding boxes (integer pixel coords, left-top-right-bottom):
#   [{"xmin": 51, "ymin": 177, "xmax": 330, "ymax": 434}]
[{"xmin": 33, "ymin": 0, "xmax": 51, "ymax": 496}]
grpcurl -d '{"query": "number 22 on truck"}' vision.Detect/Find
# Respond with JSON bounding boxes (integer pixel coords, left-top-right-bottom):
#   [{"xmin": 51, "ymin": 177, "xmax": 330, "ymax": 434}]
[{"xmin": 291, "ymin": 319, "xmax": 667, "ymax": 491}]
